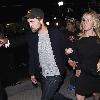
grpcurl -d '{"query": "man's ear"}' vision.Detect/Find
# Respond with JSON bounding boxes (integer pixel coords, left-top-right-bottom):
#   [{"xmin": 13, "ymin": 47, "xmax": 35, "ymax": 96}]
[{"xmin": 40, "ymin": 19, "xmax": 43, "ymax": 24}]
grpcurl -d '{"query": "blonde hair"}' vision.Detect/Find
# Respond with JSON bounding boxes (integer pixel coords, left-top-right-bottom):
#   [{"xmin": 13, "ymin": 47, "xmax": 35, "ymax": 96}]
[{"xmin": 79, "ymin": 10, "xmax": 100, "ymax": 38}]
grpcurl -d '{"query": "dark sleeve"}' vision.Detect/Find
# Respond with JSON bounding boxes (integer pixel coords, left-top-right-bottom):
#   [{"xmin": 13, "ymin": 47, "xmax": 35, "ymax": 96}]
[
  {"xmin": 68, "ymin": 41, "xmax": 81, "ymax": 70},
  {"xmin": 28, "ymin": 47, "xmax": 36, "ymax": 76},
  {"xmin": 28, "ymin": 33, "xmax": 40, "ymax": 77},
  {"xmin": 8, "ymin": 32, "xmax": 29, "ymax": 47},
  {"xmin": 58, "ymin": 29, "xmax": 71, "ymax": 49}
]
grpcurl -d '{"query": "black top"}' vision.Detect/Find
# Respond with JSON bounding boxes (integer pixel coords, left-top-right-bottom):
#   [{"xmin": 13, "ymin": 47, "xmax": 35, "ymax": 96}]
[
  {"xmin": 76, "ymin": 36, "xmax": 100, "ymax": 75},
  {"xmin": 75, "ymin": 36, "xmax": 100, "ymax": 95}
]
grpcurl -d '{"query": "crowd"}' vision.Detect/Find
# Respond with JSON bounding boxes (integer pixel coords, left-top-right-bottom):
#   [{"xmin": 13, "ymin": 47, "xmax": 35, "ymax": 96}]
[{"xmin": 0, "ymin": 7, "xmax": 100, "ymax": 100}]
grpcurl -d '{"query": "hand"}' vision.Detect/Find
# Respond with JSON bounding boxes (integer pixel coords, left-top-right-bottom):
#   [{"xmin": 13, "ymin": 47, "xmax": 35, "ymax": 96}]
[
  {"xmin": 0, "ymin": 36, "xmax": 8, "ymax": 47},
  {"xmin": 68, "ymin": 58, "xmax": 78, "ymax": 69},
  {"xmin": 65, "ymin": 48, "xmax": 73, "ymax": 55},
  {"xmin": 0, "ymin": 35, "xmax": 5, "ymax": 47},
  {"xmin": 31, "ymin": 75, "xmax": 38, "ymax": 84},
  {"xmin": 75, "ymin": 69, "xmax": 81, "ymax": 77},
  {"xmin": 97, "ymin": 60, "xmax": 100, "ymax": 72}
]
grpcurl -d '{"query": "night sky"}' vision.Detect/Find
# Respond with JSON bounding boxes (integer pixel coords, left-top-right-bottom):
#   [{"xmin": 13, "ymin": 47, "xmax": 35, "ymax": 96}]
[{"xmin": 0, "ymin": 0, "xmax": 99, "ymax": 22}]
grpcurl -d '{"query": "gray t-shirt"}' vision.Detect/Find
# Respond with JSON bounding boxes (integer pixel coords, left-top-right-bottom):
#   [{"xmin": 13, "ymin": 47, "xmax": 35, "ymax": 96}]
[{"xmin": 38, "ymin": 33, "xmax": 60, "ymax": 77}]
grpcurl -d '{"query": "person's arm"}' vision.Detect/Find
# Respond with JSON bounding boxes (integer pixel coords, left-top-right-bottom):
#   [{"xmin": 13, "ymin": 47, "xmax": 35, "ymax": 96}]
[
  {"xmin": 0, "ymin": 33, "xmax": 28, "ymax": 48},
  {"xmin": 65, "ymin": 47, "xmax": 81, "ymax": 77},
  {"xmin": 97, "ymin": 59, "xmax": 100, "ymax": 75},
  {"xmin": 65, "ymin": 40, "xmax": 81, "ymax": 69},
  {"xmin": 96, "ymin": 39, "xmax": 100, "ymax": 75}
]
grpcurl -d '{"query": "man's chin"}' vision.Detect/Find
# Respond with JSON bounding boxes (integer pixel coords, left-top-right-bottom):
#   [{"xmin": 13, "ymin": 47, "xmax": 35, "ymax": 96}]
[
  {"xmin": 31, "ymin": 28, "xmax": 39, "ymax": 33},
  {"xmin": 31, "ymin": 30, "xmax": 37, "ymax": 33}
]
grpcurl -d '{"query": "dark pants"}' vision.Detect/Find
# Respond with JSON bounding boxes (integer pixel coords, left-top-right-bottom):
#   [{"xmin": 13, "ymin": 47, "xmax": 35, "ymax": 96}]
[
  {"xmin": 0, "ymin": 82, "xmax": 8, "ymax": 100},
  {"xmin": 41, "ymin": 75, "xmax": 68, "ymax": 100}
]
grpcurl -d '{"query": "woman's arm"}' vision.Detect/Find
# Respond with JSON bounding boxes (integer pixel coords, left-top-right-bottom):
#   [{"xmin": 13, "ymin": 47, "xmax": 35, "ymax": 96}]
[{"xmin": 97, "ymin": 59, "xmax": 100, "ymax": 73}]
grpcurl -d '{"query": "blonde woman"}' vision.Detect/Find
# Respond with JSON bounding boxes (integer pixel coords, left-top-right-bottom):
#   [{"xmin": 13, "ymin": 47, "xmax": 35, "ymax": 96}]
[{"xmin": 71, "ymin": 10, "xmax": 100, "ymax": 100}]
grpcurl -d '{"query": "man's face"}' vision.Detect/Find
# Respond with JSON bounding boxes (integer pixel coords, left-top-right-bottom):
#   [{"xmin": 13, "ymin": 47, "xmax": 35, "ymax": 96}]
[{"xmin": 27, "ymin": 18, "xmax": 42, "ymax": 33}]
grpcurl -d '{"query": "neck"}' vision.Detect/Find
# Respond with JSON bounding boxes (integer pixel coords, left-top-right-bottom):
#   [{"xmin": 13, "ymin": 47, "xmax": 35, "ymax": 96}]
[
  {"xmin": 84, "ymin": 29, "xmax": 96, "ymax": 37},
  {"xmin": 38, "ymin": 25, "xmax": 48, "ymax": 34},
  {"xmin": 70, "ymin": 28, "xmax": 76, "ymax": 32},
  {"xmin": 67, "ymin": 27, "xmax": 76, "ymax": 33}
]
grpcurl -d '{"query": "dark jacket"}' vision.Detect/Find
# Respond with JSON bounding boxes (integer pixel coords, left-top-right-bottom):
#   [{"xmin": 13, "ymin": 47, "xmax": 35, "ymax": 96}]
[{"xmin": 9, "ymin": 27, "xmax": 69, "ymax": 78}]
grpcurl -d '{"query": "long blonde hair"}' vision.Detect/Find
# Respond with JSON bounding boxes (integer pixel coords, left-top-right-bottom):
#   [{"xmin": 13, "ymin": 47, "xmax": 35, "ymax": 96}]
[{"xmin": 79, "ymin": 10, "xmax": 100, "ymax": 38}]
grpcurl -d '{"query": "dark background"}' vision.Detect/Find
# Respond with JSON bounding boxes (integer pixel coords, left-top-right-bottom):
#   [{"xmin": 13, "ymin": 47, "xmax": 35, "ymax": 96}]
[
  {"xmin": 0, "ymin": 0, "xmax": 99, "ymax": 22},
  {"xmin": 0, "ymin": 0, "xmax": 99, "ymax": 87}
]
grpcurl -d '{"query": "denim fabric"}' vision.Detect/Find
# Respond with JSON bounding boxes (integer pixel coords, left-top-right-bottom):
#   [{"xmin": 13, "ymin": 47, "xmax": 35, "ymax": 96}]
[{"xmin": 41, "ymin": 75, "xmax": 68, "ymax": 100}]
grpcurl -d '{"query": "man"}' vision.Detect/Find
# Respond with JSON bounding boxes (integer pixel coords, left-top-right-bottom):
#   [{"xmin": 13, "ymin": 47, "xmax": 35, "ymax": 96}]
[
  {"xmin": 0, "ymin": 34, "xmax": 8, "ymax": 100},
  {"xmin": 0, "ymin": 8, "xmax": 72, "ymax": 100}
]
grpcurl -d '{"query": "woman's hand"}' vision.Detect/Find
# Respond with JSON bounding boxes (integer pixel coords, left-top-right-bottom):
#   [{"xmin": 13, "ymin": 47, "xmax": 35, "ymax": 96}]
[
  {"xmin": 31, "ymin": 75, "xmax": 38, "ymax": 84},
  {"xmin": 75, "ymin": 69, "xmax": 81, "ymax": 77},
  {"xmin": 97, "ymin": 60, "xmax": 100, "ymax": 72},
  {"xmin": 65, "ymin": 48, "xmax": 73, "ymax": 55},
  {"xmin": 68, "ymin": 58, "xmax": 78, "ymax": 69}
]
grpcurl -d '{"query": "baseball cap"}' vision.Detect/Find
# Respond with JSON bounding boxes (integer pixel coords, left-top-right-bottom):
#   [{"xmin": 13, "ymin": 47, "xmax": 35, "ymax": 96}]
[{"xmin": 25, "ymin": 8, "xmax": 44, "ymax": 19}]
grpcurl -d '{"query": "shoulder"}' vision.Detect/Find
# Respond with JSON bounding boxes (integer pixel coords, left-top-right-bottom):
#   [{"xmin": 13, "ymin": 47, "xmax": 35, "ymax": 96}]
[
  {"xmin": 96, "ymin": 37, "xmax": 100, "ymax": 44},
  {"xmin": 26, "ymin": 31, "xmax": 38, "ymax": 37},
  {"xmin": 48, "ymin": 27, "xmax": 62, "ymax": 33}
]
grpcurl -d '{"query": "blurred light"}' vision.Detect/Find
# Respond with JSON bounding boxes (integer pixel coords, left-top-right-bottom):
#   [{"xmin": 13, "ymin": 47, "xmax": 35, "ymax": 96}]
[
  {"xmin": 0, "ymin": 5, "xmax": 24, "ymax": 8},
  {"xmin": 22, "ymin": 28, "xmax": 25, "ymax": 30},
  {"xmin": 6, "ymin": 24, "xmax": 10, "ymax": 28},
  {"xmin": 14, "ymin": 5, "xmax": 24, "ymax": 7},
  {"xmin": 54, "ymin": 17, "xmax": 56, "ymax": 19},
  {"xmin": 46, "ymin": 22, "xmax": 50, "ymax": 26},
  {"xmin": 58, "ymin": 1, "xmax": 64, "ymax": 6},
  {"xmin": 6, "ymin": 24, "xmax": 10, "ymax": 26},
  {"xmin": 1, "ymin": 5, "xmax": 7, "ymax": 7},
  {"xmin": 55, "ymin": 22, "xmax": 59, "ymax": 26}
]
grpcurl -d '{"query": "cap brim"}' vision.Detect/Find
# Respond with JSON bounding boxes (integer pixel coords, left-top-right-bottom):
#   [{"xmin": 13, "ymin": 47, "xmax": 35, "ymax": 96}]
[{"xmin": 24, "ymin": 14, "xmax": 35, "ymax": 19}]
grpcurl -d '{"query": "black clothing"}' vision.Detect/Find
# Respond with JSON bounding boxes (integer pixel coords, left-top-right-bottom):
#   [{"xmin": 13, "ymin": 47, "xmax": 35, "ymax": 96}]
[
  {"xmin": 9, "ymin": 27, "xmax": 70, "ymax": 100},
  {"xmin": 64, "ymin": 30, "xmax": 80, "ymax": 63},
  {"xmin": 64, "ymin": 29, "xmax": 80, "ymax": 88},
  {"xmin": 75, "ymin": 36, "xmax": 100, "ymax": 96},
  {"xmin": 64, "ymin": 30, "xmax": 79, "ymax": 47},
  {"xmin": 0, "ymin": 82, "xmax": 8, "ymax": 100},
  {"xmin": 28, "ymin": 28, "xmax": 69, "ymax": 77},
  {"xmin": 9, "ymin": 27, "xmax": 69, "ymax": 78}
]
